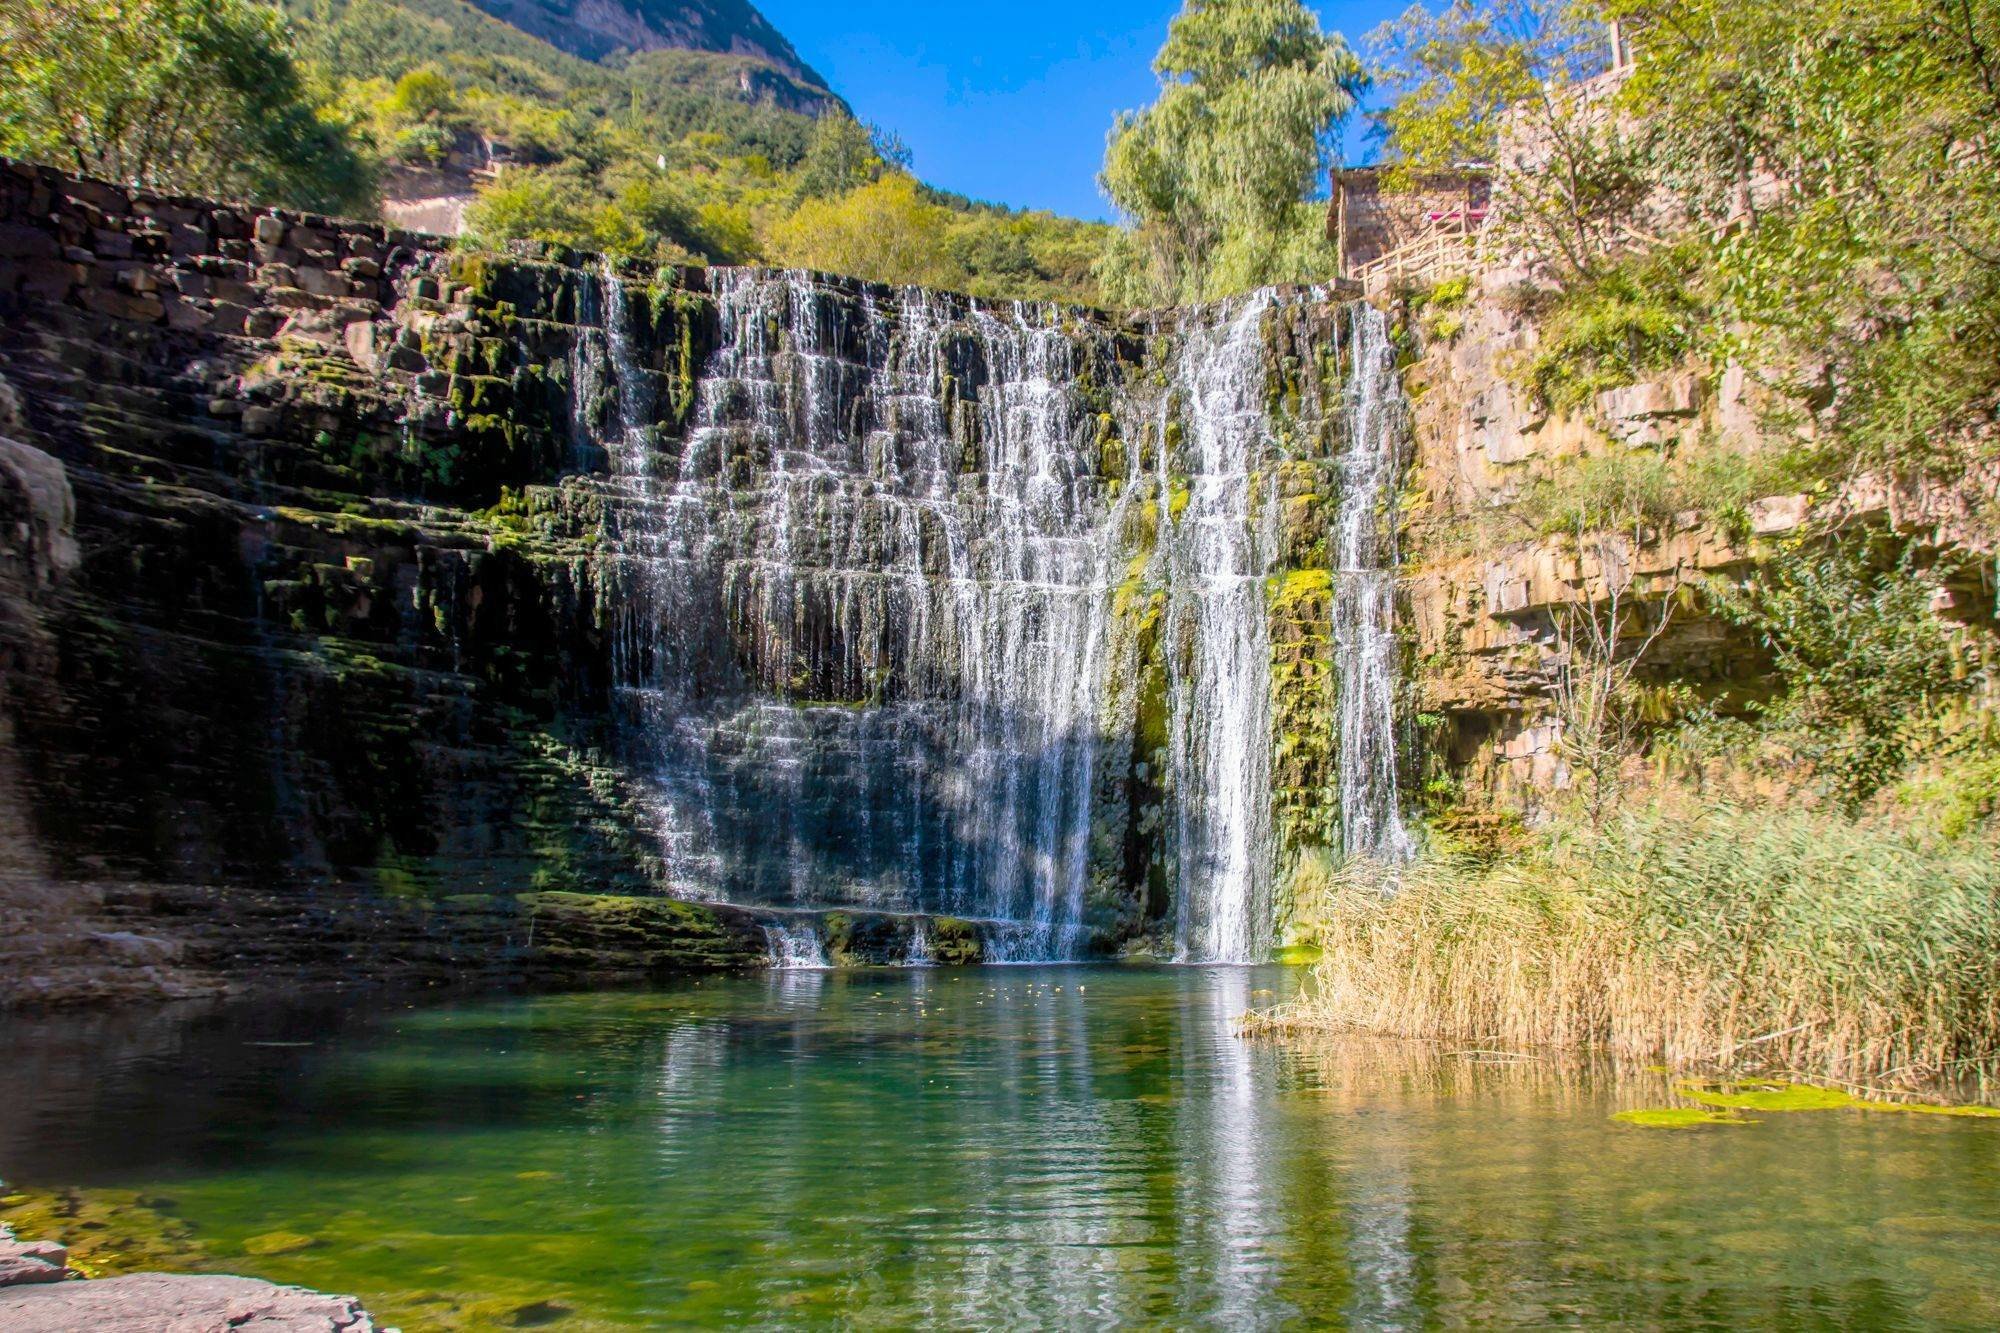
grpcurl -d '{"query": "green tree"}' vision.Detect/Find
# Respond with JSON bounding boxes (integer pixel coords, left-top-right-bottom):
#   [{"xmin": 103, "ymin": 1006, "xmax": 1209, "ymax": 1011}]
[
  {"xmin": 1367, "ymin": 0, "xmax": 1597, "ymax": 175},
  {"xmin": 1716, "ymin": 543, "xmax": 1974, "ymax": 807},
  {"xmin": 0, "ymin": 0, "xmax": 374, "ymax": 215},
  {"xmin": 794, "ymin": 111, "xmax": 882, "ymax": 201},
  {"xmin": 464, "ymin": 164, "xmax": 711, "ymax": 262},
  {"xmin": 463, "ymin": 169, "xmax": 592, "ymax": 246},
  {"xmin": 1100, "ymin": 0, "xmax": 1365, "ymax": 304},
  {"xmin": 768, "ymin": 175, "xmax": 966, "ymax": 290},
  {"xmin": 381, "ymin": 65, "xmax": 457, "ymax": 124}
]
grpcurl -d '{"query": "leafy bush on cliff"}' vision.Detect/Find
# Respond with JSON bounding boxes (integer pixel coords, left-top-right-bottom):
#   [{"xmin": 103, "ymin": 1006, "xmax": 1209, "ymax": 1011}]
[
  {"xmin": 1521, "ymin": 246, "xmax": 1707, "ymax": 411},
  {"xmin": 1713, "ymin": 542, "xmax": 1979, "ymax": 807}
]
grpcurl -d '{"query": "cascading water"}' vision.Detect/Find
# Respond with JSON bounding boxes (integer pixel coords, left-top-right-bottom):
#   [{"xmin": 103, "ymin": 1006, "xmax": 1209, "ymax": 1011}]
[
  {"xmin": 582, "ymin": 268, "xmax": 1412, "ymax": 964},
  {"xmin": 1161, "ymin": 293, "xmax": 1285, "ymax": 965},
  {"xmin": 593, "ymin": 269, "xmax": 1130, "ymax": 960},
  {"xmin": 904, "ymin": 919, "xmax": 935, "ymax": 967},
  {"xmin": 1333, "ymin": 306, "xmax": 1414, "ymax": 863},
  {"xmin": 762, "ymin": 921, "xmax": 829, "ymax": 970}
]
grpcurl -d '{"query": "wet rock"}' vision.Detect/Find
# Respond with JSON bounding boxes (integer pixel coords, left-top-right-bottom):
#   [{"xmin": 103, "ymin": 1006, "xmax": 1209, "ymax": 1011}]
[
  {"xmin": 0, "ymin": 1273, "xmax": 378, "ymax": 1331},
  {"xmin": 0, "ymin": 1226, "xmax": 70, "ymax": 1287}
]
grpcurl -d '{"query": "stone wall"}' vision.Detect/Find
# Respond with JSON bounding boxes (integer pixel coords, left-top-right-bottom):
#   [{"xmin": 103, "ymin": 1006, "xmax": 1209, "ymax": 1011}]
[
  {"xmin": 0, "ymin": 159, "xmax": 789, "ymax": 998},
  {"xmin": 0, "ymin": 160, "xmax": 1370, "ymax": 992},
  {"xmin": 1329, "ymin": 168, "xmax": 1490, "ymax": 279}
]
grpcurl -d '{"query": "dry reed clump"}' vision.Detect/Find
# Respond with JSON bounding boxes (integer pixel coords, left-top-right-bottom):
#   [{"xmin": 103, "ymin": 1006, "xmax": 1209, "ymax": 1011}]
[{"xmin": 1252, "ymin": 803, "xmax": 2000, "ymax": 1091}]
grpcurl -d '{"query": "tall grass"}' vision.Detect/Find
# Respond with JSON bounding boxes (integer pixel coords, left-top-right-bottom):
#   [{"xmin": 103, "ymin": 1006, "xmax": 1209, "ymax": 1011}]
[{"xmin": 1253, "ymin": 802, "xmax": 2000, "ymax": 1091}]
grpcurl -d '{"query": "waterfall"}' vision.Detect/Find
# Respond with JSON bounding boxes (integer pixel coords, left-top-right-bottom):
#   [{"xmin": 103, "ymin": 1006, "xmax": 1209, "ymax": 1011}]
[
  {"xmin": 1333, "ymin": 306, "xmax": 1414, "ymax": 863},
  {"xmin": 1163, "ymin": 293, "xmax": 1284, "ymax": 965},
  {"xmin": 593, "ymin": 269, "xmax": 1125, "ymax": 959},
  {"xmin": 583, "ymin": 268, "xmax": 1411, "ymax": 964},
  {"xmin": 763, "ymin": 921, "xmax": 829, "ymax": 970},
  {"xmin": 904, "ymin": 919, "xmax": 935, "ymax": 967}
]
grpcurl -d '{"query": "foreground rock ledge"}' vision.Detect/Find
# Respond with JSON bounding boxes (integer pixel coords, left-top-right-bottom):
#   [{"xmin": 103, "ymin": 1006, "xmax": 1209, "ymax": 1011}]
[{"xmin": 0, "ymin": 1272, "xmax": 380, "ymax": 1332}]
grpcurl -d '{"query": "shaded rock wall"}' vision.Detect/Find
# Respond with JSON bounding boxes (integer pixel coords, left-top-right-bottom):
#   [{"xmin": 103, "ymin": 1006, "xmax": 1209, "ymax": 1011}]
[
  {"xmin": 0, "ymin": 160, "xmax": 1368, "ymax": 993},
  {"xmin": 0, "ymin": 161, "xmax": 765, "ymax": 996}
]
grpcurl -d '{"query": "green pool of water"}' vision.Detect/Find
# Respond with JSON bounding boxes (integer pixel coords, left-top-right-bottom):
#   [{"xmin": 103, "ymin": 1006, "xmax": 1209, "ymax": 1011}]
[{"xmin": 3, "ymin": 966, "xmax": 1999, "ymax": 1328}]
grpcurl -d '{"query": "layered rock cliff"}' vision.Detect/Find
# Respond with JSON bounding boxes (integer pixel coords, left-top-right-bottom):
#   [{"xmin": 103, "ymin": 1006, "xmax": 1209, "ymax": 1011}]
[
  {"xmin": 1396, "ymin": 274, "xmax": 1999, "ymax": 803},
  {"xmin": 0, "ymin": 160, "xmax": 1380, "ymax": 998},
  {"xmin": 466, "ymin": 0, "xmax": 832, "ymax": 87}
]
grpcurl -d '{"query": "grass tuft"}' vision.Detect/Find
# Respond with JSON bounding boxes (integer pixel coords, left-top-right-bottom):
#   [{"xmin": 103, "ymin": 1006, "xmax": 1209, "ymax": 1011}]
[{"xmin": 1250, "ymin": 801, "xmax": 2000, "ymax": 1094}]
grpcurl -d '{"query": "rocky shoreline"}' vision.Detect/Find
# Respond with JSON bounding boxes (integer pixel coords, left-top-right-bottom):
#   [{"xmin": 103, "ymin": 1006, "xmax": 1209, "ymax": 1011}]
[{"xmin": 0, "ymin": 1221, "xmax": 381, "ymax": 1331}]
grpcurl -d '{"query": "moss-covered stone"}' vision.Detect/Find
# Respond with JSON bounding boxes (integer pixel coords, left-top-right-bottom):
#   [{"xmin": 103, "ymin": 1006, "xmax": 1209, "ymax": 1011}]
[{"xmin": 0, "ymin": 1185, "xmax": 212, "ymax": 1278}]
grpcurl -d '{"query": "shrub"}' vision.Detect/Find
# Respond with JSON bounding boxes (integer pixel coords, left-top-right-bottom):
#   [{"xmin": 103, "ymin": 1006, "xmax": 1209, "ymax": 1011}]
[
  {"xmin": 766, "ymin": 175, "xmax": 966, "ymax": 291},
  {"xmin": 1522, "ymin": 249, "xmax": 1706, "ymax": 412},
  {"xmin": 1714, "ymin": 542, "xmax": 1975, "ymax": 807}
]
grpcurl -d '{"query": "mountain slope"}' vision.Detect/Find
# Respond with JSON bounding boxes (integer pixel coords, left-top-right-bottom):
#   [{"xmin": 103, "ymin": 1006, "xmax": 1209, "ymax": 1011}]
[
  {"xmin": 464, "ymin": 0, "xmax": 830, "ymax": 90},
  {"xmin": 283, "ymin": 0, "xmax": 840, "ymax": 143},
  {"xmin": 279, "ymin": 0, "xmax": 1107, "ymax": 301}
]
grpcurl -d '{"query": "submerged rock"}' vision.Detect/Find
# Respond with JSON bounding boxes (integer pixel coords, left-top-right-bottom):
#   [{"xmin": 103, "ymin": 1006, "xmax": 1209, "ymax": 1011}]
[
  {"xmin": 0, "ymin": 1225, "xmax": 70, "ymax": 1286},
  {"xmin": 0, "ymin": 1272, "xmax": 378, "ymax": 1331}
]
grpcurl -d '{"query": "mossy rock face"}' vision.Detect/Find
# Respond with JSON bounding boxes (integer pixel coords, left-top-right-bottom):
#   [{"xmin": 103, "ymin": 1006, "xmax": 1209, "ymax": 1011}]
[
  {"xmin": 929, "ymin": 918, "xmax": 983, "ymax": 965},
  {"xmin": 520, "ymin": 892, "xmax": 769, "ymax": 974},
  {"xmin": 821, "ymin": 913, "xmax": 917, "ymax": 967}
]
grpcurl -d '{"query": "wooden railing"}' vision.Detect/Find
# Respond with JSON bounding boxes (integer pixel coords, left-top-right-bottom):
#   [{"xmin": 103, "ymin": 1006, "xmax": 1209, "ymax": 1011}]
[{"xmin": 1350, "ymin": 224, "xmax": 1482, "ymax": 297}]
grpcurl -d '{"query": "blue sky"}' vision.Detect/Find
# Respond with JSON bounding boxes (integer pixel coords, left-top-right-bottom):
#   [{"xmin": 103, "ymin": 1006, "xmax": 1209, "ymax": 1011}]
[{"xmin": 755, "ymin": 1, "xmax": 1412, "ymax": 221}]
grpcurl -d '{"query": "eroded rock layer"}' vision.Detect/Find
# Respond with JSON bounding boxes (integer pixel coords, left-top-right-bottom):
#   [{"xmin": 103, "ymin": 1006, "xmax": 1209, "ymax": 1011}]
[{"xmin": 0, "ymin": 160, "xmax": 1378, "ymax": 994}]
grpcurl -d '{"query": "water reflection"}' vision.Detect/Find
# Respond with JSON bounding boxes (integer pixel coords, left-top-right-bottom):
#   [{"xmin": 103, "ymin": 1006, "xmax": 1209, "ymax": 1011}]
[
  {"xmin": 1, "ymin": 969, "xmax": 1998, "ymax": 1329},
  {"xmin": 1175, "ymin": 967, "xmax": 1288, "ymax": 1324}
]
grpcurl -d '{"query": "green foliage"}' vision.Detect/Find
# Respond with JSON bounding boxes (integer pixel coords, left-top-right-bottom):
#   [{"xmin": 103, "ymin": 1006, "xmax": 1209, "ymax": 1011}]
[
  {"xmin": 0, "ymin": 0, "xmax": 375, "ymax": 214},
  {"xmin": 1414, "ymin": 272, "xmax": 1471, "ymax": 341},
  {"xmin": 1100, "ymin": 0, "xmax": 1365, "ymax": 304},
  {"xmin": 766, "ymin": 175, "xmax": 962, "ymax": 289},
  {"xmin": 1714, "ymin": 542, "xmax": 1976, "ymax": 807},
  {"xmin": 1517, "ymin": 449, "xmax": 1683, "ymax": 537},
  {"xmin": 1367, "ymin": 0, "xmax": 1598, "ymax": 176},
  {"xmin": 381, "ymin": 65, "xmax": 457, "ymax": 123},
  {"xmin": 1896, "ymin": 752, "xmax": 2000, "ymax": 843},
  {"xmin": 794, "ymin": 111, "xmax": 882, "ymax": 201},
  {"xmin": 388, "ymin": 121, "xmax": 454, "ymax": 167},
  {"xmin": 1501, "ymin": 434, "xmax": 1802, "ymax": 551},
  {"xmin": 1522, "ymin": 246, "xmax": 1705, "ymax": 411},
  {"xmin": 462, "ymin": 170, "xmax": 589, "ymax": 247},
  {"xmin": 1495, "ymin": 0, "xmax": 2000, "ymax": 473}
]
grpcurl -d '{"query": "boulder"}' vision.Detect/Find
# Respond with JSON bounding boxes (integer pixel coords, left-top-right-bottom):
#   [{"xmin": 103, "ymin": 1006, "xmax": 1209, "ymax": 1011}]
[{"xmin": 0, "ymin": 1273, "xmax": 378, "ymax": 1331}]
